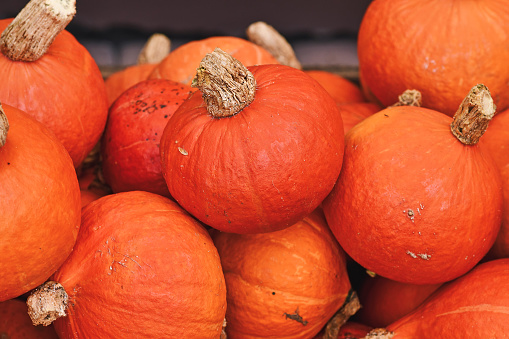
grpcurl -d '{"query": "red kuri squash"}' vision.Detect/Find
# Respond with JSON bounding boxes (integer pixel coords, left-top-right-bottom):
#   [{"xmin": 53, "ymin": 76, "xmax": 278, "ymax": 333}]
[
  {"xmin": 27, "ymin": 191, "xmax": 226, "ymax": 338},
  {"xmin": 160, "ymin": 49, "xmax": 344, "ymax": 233},
  {"xmin": 322, "ymin": 84, "xmax": 503, "ymax": 285}
]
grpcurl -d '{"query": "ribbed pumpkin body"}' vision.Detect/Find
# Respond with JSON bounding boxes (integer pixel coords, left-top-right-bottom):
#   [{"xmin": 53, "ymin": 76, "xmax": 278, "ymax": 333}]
[
  {"xmin": 322, "ymin": 106, "xmax": 502, "ymax": 284},
  {"xmin": 0, "ymin": 299, "xmax": 59, "ymax": 339},
  {"xmin": 305, "ymin": 70, "xmax": 365, "ymax": 105},
  {"xmin": 101, "ymin": 79, "xmax": 193, "ymax": 197},
  {"xmin": 52, "ymin": 191, "xmax": 226, "ymax": 338},
  {"xmin": 0, "ymin": 104, "xmax": 81, "ymax": 301},
  {"xmin": 358, "ymin": 0, "xmax": 509, "ymax": 116},
  {"xmin": 160, "ymin": 64, "xmax": 345, "ymax": 233},
  {"xmin": 212, "ymin": 209, "xmax": 351, "ymax": 338},
  {"xmin": 149, "ymin": 36, "xmax": 279, "ymax": 85},
  {"xmin": 337, "ymin": 102, "xmax": 381, "ymax": 134},
  {"xmin": 105, "ymin": 63, "xmax": 157, "ymax": 107},
  {"xmin": 382, "ymin": 258, "xmax": 509, "ymax": 338},
  {"xmin": 0, "ymin": 18, "xmax": 109, "ymax": 167}
]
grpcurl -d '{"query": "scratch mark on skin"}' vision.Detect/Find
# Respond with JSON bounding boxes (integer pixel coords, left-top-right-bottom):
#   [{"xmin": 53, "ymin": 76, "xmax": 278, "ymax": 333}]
[{"xmin": 406, "ymin": 250, "xmax": 431, "ymax": 260}]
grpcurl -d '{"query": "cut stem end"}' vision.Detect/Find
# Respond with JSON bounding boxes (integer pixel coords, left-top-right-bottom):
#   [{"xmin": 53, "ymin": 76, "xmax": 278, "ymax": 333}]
[{"xmin": 27, "ymin": 281, "xmax": 68, "ymax": 326}]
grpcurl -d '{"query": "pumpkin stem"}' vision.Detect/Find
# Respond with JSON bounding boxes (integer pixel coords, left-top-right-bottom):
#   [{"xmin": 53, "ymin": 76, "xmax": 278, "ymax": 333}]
[
  {"xmin": 192, "ymin": 48, "xmax": 256, "ymax": 118},
  {"xmin": 0, "ymin": 103, "xmax": 9, "ymax": 147},
  {"xmin": 450, "ymin": 84, "xmax": 496, "ymax": 145},
  {"xmin": 0, "ymin": 0, "xmax": 76, "ymax": 62},
  {"xmin": 323, "ymin": 290, "xmax": 361, "ymax": 339},
  {"xmin": 390, "ymin": 89, "xmax": 422, "ymax": 107},
  {"xmin": 246, "ymin": 21, "xmax": 302, "ymax": 70},
  {"xmin": 220, "ymin": 318, "xmax": 227, "ymax": 339},
  {"xmin": 27, "ymin": 281, "xmax": 68, "ymax": 326},
  {"xmin": 362, "ymin": 328, "xmax": 395, "ymax": 339},
  {"xmin": 137, "ymin": 33, "xmax": 171, "ymax": 65}
]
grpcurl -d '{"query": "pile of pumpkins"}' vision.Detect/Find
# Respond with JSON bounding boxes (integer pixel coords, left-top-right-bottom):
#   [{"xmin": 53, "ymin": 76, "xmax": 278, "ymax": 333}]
[{"xmin": 1, "ymin": 0, "xmax": 509, "ymax": 338}]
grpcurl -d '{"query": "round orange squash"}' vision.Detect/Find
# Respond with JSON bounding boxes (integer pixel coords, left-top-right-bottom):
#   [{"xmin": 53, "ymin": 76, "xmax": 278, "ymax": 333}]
[
  {"xmin": 357, "ymin": 0, "xmax": 509, "ymax": 117},
  {"xmin": 322, "ymin": 84, "xmax": 503, "ymax": 285},
  {"xmin": 0, "ymin": 103, "xmax": 81, "ymax": 301},
  {"xmin": 212, "ymin": 209, "xmax": 352, "ymax": 338},
  {"xmin": 27, "ymin": 191, "xmax": 226, "ymax": 338}
]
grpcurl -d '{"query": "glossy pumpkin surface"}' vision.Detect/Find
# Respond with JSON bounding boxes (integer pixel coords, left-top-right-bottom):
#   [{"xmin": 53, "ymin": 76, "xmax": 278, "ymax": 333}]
[
  {"xmin": 306, "ymin": 70, "xmax": 365, "ymax": 105},
  {"xmin": 51, "ymin": 191, "xmax": 226, "ymax": 338},
  {"xmin": 0, "ymin": 103, "xmax": 81, "ymax": 301}
]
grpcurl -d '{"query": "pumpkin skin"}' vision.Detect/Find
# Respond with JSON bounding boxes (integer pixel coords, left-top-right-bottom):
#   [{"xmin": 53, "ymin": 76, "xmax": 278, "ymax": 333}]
[
  {"xmin": 322, "ymin": 106, "xmax": 503, "ymax": 285},
  {"xmin": 305, "ymin": 70, "xmax": 365, "ymax": 105},
  {"xmin": 212, "ymin": 209, "xmax": 351, "ymax": 338},
  {"xmin": 357, "ymin": 0, "xmax": 509, "ymax": 116},
  {"xmin": 0, "ymin": 299, "xmax": 59, "ymax": 339},
  {"xmin": 355, "ymin": 275, "xmax": 442, "ymax": 328},
  {"xmin": 101, "ymin": 79, "xmax": 194, "ymax": 198},
  {"xmin": 337, "ymin": 102, "xmax": 381, "ymax": 134},
  {"xmin": 105, "ymin": 63, "xmax": 157, "ymax": 107},
  {"xmin": 368, "ymin": 258, "xmax": 509, "ymax": 338},
  {"xmin": 160, "ymin": 63, "xmax": 345, "ymax": 233},
  {"xmin": 0, "ymin": 103, "xmax": 81, "ymax": 301},
  {"xmin": 0, "ymin": 19, "xmax": 109, "ymax": 168},
  {"xmin": 479, "ymin": 107, "xmax": 509, "ymax": 259},
  {"xmin": 50, "ymin": 191, "xmax": 226, "ymax": 338},
  {"xmin": 149, "ymin": 36, "xmax": 279, "ymax": 85}
]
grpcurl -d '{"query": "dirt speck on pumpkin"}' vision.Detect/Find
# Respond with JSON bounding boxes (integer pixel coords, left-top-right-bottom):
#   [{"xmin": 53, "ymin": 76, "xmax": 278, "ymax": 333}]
[
  {"xmin": 283, "ymin": 308, "xmax": 308, "ymax": 326},
  {"xmin": 178, "ymin": 147, "xmax": 188, "ymax": 155}
]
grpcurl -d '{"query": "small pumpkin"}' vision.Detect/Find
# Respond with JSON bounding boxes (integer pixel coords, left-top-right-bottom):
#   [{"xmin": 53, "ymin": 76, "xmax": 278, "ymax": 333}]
[
  {"xmin": 212, "ymin": 209, "xmax": 352, "ymax": 338},
  {"xmin": 0, "ymin": 102, "xmax": 81, "ymax": 301},
  {"xmin": 337, "ymin": 102, "xmax": 381, "ymax": 135},
  {"xmin": 101, "ymin": 78, "xmax": 193, "ymax": 197},
  {"xmin": 104, "ymin": 33, "xmax": 171, "ymax": 107},
  {"xmin": 160, "ymin": 49, "xmax": 344, "ymax": 233},
  {"xmin": 364, "ymin": 258, "xmax": 509, "ymax": 338},
  {"xmin": 357, "ymin": 0, "xmax": 509, "ymax": 116},
  {"xmin": 149, "ymin": 35, "xmax": 279, "ymax": 85},
  {"xmin": 0, "ymin": 0, "xmax": 109, "ymax": 168},
  {"xmin": 27, "ymin": 191, "xmax": 227, "ymax": 338},
  {"xmin": 322, "ymin": 84, "xmax": 503, "ymax": 284},
  {"xmin": 0, "ymin": 298, "xmax": 58, "ymax": 339}
]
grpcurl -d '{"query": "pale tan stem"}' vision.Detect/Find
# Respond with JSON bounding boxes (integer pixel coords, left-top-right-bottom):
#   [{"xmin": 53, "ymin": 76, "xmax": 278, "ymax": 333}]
[
  {"xmin": 0, "ymin": 103, "xmax": 9, "ymax": 147},
  {"xmin": 390, "ymin": 89, "xmax": 422, "ymax": 107},
  {"xmin": 27, "ymin": 281, "xmax": 68, "ymax": 326},
  {"xmin": 362, "ymin": 328, "xmax": 396, "ymax": 339},
  {"xmin": 220, "ymin": 318, "xmax": 227, "ymax": 339},
  {"xmin": 450, "ymin": 84, "xmax": 496, "ymax": 145},
  {"xmin": 192, "ymin": 48, "xmax": 256, "ymax": 118},
  {"xmin": 0, "ymin": 0, "xmax": 76, "ymax": 62},
  {"xmin": 323, "ymin": 291, "xmax": 362, "ymax": 339},
  {"xmin": 246, "ymin": 21, "xmax": 302, "ymax": 70},
  {"xmin": 137, "ymin": 33, "xmax": 171, "ymax": 65}
]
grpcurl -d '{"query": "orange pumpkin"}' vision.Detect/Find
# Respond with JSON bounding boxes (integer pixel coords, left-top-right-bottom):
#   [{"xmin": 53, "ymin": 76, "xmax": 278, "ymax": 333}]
[
  {"xmin": 149, "ymin": 36, "xmax": 279, "ymax": 85},
  {"xmin": 0, "ymin": 299, "xmax": 58, "ymax": 339},
  {"xmin": 27, "ymin": 191, "xmax": 226, "ymax": 338},
  {"xmin": 160, "ymin": 49, "xmax": 344, "ymax": 233},
  {"xmin": 364, "ymin": 258, "xmax": 509, "ymax": 338},
  {"xmin": 0, "ymin": 103, "xmax": 81, "ymax": 301},
  {"xmin": 212, "ymin": 209, "xmax": 351, "ymax": 338},
  {"xmin": 0, "ymin": 0, "xmax": 109, "ymax": 168},
  {"xmin": 357, "ymin": 0, "xmax": 509, "ymax": 116},
  {"xmin": 101, "ymin": 79, "xmax": 194, "ymax": 197},
  {"xmin": 306, "ymin": 70, "xmax": 365, "ymax": 105},
  {"xmin": 338, "ymin": 102, "xmax": 381, "ymax": 134},
  {"xmin": 322, "ymin": 84, "xmax": 503, "ymax": 284}
]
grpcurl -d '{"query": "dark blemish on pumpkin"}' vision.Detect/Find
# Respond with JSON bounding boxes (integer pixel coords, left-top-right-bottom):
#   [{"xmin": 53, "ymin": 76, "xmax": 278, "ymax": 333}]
[
  {"xmin": 160, "ymin": 104, "xmax": 167, "ymax": 109},
  {"xmin": 154, "ymin": 132, "xmax": 158, "ymax": 136},
  {"xmin": 6, "ymin": 162, "xmax": 10, "ymax": 165},
  {"xmin": 283, "ymin": 308, "xmax": 308, "ymax": 326},
  {"xmin": 384, "ymin": 113, "xmax": 389, "ymax": 117},
  {"xmin": 144, "ymin": 105, "xmax": 158, "ymax": 114},
  {"xmin": 164, "ymin": 115, "xmax": 169, "ymax": 118},
  {"xmin": 145, "ymin": 138, "xmax": 149, "ymax": 141},
  {"xmin": 136, "ymin": 100, "xmax": 147, "ymax": 107},
  {"xmin": 272, "ymin": 292, "xmax": 276, "ymax": 295}
]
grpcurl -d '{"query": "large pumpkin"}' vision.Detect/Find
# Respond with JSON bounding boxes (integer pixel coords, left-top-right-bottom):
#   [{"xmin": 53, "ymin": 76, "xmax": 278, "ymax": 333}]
[
  {"xmin": 0, "ymin": 299, "xmax": 58, "ymax": 339},
  {"xmin": 0, "ymin": 0, "xmax": 109, "ymax": 168},
  {"xmin": 322, "ymin": 84, "xmax": 503, "ymax": 285},
  {"xmin": 148, "ymin": 36, "xmax": 279, "ymax": 85},
  {"xmin": 160, "ymin": 49, "xmax": 344, "ymax": 233},
  {"xmin": 101, "ymin": 78, "xmax": 194, "ymax": 197},
  {"xmin": 27, "ymin": 191, "xmax": 227, "ymax": 338},
  {"xmin": 357, "ymin": 0, "xmax": 509, "ymax": 117},
  {"xmin": 364, "ymin": 258, "xmax": 509, "ymax": 338},
  {"xmin": 0, "ymin": 102, "xmax": 81, "ymax": 301},
  {"xmin": 212, "ymin": 209, "xmax": 352, "ymax": 338}
]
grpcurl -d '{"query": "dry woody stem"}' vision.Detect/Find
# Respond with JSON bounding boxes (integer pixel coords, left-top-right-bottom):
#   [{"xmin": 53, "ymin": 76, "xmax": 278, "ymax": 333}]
[
  {"xmin": 246, "ymin": 21, "xmax": 302, "ymax": 70},
  {"xmin": 27, "ymin": 281, "xmax": 69, "ymax": 326},
  {"xmin": 390, "ymin": 89, "xmax": 422, "ymax": 107},
  {"xmin": 323, "ymin": 290, "xmax": 362, "ymax": 339},
  {"xmin": 137, "ymin": 33, "xmax": 171, "ymax": 65},
  {"xmin": 0, "ymin": 103, "xmax": 8, "ymax": 147},
  {"xmin": 192, "ymin": 48, "xmax": 256, "ymax": 118},
  {"xmin": 450, "ymin": 84, "xmax": 496, "ymax": 145},
  {"xmin": 0, "ymin": 0, "xmax": 76, "ymax": 62},
  {"xmin": 362, "ymin": 328, "xmax": 395, "ymax": 339}
]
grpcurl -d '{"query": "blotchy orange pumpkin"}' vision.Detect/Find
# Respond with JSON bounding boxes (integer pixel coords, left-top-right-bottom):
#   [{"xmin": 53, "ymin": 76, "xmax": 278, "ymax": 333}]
[
  {"xmin": 0, "ymin": 103, "xmax": 81, "ymax": 301},
  {"xmin": 358, "ymin": 0, "xmax": 509, "ymax": 116}
]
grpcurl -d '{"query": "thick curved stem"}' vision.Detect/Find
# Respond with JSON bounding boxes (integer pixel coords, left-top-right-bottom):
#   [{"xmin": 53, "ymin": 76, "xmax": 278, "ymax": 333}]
[
  {"xmin": 137, "ymin": 33, "xmax": 171, "ymax": 65},
  {"xmin": 192, "ymin": 48, "xmax": 256, "ymax": 118},
  {"xmin": 0, "ymin": 103, "xmax": 8, "ymax": 147},
  {"xmin": 0, "ymin": 0, "xmax": 76, "ymax": 62},
  {"xmin": 450, "ymin": 84, "xmax": 496, "ymax": 145},
  {"xmin": 27, "ymin": 281, "xmax": 68, "ymax": 326},
  {"xmin": 323, "ymin": 290, "xmax": 362, "ymax": 339}
]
